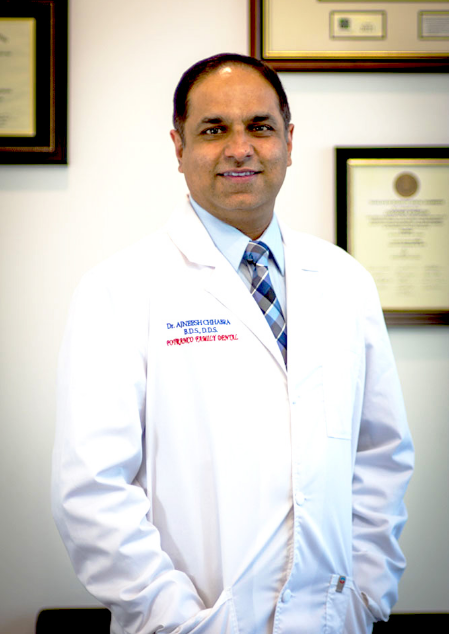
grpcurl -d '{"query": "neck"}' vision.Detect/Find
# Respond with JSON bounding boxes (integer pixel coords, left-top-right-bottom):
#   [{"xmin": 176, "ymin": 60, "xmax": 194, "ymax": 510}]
[
  {"xmin": 219, "ymin": 210, "xmax": 273, "ymax": 240},
  {"xmin": 189, "ymin": 196, "xmax": 274, "ymax": 240}
]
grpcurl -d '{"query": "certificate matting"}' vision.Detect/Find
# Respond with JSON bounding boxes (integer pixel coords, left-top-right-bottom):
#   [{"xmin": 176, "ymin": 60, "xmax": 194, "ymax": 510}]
[
  {"xmin": 0, "ymin": 0, "xmax": 68, "ymax": 164},
  {"xmin": 336, "ymin": 147, "xmax": 449, "ymax": 326},
  {"xmin": 0, "ymin": 18, "xmax": 36, "ymax": 137},
  {"xmin": 250, "ymin": 0, "xmax": 449, "ymax": 71}
]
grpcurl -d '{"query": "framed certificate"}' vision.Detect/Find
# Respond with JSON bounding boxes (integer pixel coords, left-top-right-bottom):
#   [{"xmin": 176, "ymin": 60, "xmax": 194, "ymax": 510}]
[
  {"xmin": 250, "ymin": 0, "xmax": 449, "ymax": 71},
  {"xmin": 0, "ymin": 0, "xmax": 68, "ymax": 164},
  {"xmin": 336, "ymin": 147, "xmax": 449, "ymax": 325}
]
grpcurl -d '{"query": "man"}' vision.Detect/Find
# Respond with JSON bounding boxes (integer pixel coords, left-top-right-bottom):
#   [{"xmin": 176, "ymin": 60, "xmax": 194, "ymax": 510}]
[{"xmin": 52, "ymin": 54, "xmax": 414, "ymax": 634}]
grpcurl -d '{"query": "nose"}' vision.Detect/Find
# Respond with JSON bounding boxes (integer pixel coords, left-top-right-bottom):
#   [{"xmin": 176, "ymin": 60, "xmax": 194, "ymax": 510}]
[{"xmin": 224, "ymin": 129, "xmax": 254, "ymax": 162}]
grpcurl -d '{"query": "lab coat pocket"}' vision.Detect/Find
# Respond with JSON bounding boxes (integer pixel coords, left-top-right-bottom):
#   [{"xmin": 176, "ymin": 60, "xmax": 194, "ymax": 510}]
[
  {"xmin": 324, "ymin": 574, "xmax": 353, "ymax": 634},
  {"xmin": 167, "ymin": 588, "xmax": 239, "ymax": 634},
  {"xmin": 344, "ymin": 582, "xmax": 377, "ymax": 633},
  {"xmin": 324, "ymin": 349, "xmax": 360, "ymax": 440}
]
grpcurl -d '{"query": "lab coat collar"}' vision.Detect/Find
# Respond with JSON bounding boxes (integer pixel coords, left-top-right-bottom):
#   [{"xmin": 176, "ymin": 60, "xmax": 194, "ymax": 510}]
[
  {"xmin": 166, "ymin": 198, "xmax": 287, "ymax": 372},
  {"xmin": 166, "ymin": 196, "xmax": 221, "ymax": 268}
]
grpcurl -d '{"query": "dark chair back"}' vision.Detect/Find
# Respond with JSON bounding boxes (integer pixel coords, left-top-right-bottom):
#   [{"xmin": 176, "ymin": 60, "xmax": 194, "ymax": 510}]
[
  {"xmin": 36, "ymin": 608, "xmax": 447, "ymax": 632},
  {"xmin": 36, "ymin": 608, "xmax": 111, "ymax": 633},
  {"xmin": 373, "ymin": 613, "xmax": 448, "ymax": 630}
]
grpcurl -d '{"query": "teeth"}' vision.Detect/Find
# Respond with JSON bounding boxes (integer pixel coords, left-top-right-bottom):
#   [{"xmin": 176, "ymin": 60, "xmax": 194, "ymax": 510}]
[{"xmin": 225, "ymin": 171, "xmax": 254, "ymax": 176}]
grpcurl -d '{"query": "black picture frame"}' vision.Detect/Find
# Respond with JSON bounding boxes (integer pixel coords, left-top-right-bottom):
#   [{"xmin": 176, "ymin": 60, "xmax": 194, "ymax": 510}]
[
  {"xmin": 335, "ymin": 146, "xmax": 449, "ymax": 326},
  {"xmin": 250, "ymin": 0, "xmax": 449, "ymax": 72},
  {"xmin": 0, "ymin": 0, "xmax": 68, "ymax": 164}
]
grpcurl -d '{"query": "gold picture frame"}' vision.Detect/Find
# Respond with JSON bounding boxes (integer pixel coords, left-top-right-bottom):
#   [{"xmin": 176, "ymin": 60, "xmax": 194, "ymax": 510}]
[
  {"xmin": 0, "ymin": 0, "xmax": 68, "ymax": 164},
  {"xmin": 250, "ymin": 0, "xmax": 449, "ymax": 71},
  {"xmin": 336, "ymin": 147, "xmax": 449, "ymax": 326}
]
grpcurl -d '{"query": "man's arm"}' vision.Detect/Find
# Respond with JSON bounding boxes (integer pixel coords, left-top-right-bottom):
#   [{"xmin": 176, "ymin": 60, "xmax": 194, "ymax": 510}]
[
  {"xmin": 51, "ymin": 270, "xmax": 230, "ymax": 634},
  {"xmin": 345, "ymin": 272, "xmax": 414, "ymax": 633}
]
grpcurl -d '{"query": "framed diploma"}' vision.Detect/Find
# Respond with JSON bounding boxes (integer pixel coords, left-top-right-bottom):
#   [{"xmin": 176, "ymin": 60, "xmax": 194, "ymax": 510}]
[
  {"xmin": 0, "ymin": 0, "xmax": 68, "ymax": 164},
  {"xmin": 250, "ymin": 0, "xmax": 449, "ymax": 71},
  {"xmin": 336, "ymin": 147, "xmax": 449, "ymax": 325}
]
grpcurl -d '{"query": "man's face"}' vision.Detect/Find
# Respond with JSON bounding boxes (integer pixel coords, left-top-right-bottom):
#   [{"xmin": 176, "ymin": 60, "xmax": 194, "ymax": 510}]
[{"xmin": 171, "ymin": 65, "xmax": 293, "ymax": 237}]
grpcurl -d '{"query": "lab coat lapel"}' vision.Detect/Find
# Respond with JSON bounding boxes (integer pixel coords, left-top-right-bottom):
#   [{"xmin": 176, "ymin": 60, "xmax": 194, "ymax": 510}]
[
  {"xmin": 166, "ymin": 199, "xmax": 286, "ymax": 371},
  {"xmin": 205, "ymin": 258, "xmax": 286, "ymax": 369}
]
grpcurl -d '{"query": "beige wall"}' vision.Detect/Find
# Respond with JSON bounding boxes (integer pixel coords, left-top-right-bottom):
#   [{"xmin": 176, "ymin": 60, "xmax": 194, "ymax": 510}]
[{"xmin": 0, "ymin": 1, "xmax": 448, "ymax": 632}]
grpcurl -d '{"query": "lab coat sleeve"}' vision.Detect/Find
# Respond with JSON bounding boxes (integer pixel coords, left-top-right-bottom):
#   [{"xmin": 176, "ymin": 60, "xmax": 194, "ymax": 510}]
[
  {"xmin": 52, "ymin": 271, "xmax": 216, "ymax": 634},
  {"xmin": 344, "ymin": 272, "xmax": 414, "ymax": 633}
]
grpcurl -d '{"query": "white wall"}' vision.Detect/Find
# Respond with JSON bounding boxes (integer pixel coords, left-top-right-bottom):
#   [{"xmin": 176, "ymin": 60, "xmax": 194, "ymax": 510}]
[{"xmin": 0, "ymin": 1, "xmax": 448, "ymax": 632}]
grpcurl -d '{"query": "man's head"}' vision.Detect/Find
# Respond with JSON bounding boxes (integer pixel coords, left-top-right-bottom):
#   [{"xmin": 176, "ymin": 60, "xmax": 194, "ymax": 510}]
[
  {"xmin": 173, "ymin": 53, "xmax": 291, "ymax": 145},
  {"xmin": 170, "ymin": 53, "xmax": 294, "ymax": 239}
]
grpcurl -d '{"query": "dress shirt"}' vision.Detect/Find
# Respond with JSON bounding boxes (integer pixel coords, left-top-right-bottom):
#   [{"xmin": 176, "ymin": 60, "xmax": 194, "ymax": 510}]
[{"xmin": 190, "ymin": 197, "xmax": 287, "ymax": 316}]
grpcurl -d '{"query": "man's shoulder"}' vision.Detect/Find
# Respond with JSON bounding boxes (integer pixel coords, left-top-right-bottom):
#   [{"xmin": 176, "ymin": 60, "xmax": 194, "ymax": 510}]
[
  {"xmin": 89, "ymin": 230, "xmax": 168, "ymax": 278},
  {"xmin": 72, "ymin": 226, "xmax": 176, "ymax": 307},
  {"xmin": 72, "ymin": 198, "xmax": 208, "ymax": 301},
  {"xmin": 282, "ymin": 226, "xmax": 368, "ymax": 279}
]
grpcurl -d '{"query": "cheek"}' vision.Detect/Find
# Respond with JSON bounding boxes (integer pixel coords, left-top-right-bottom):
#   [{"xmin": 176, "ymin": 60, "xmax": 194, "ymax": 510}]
[
  {"xmin": 181, "ymin": 153, "xmax": 215, "ymax": 195},
  {"xmin": 184, "ymin": 149, "xmax": 215, "ymax": 175},
  {"xmin": 259, "ymin": 142, "xmax": 290, "ymax": 167},
  {"xmin": 264, "ymin": 154, "xmax": 289, "ymax": 179},
  {"xmin": 276, "ymin": 148, "xmax": 292, "ymax": 173}
]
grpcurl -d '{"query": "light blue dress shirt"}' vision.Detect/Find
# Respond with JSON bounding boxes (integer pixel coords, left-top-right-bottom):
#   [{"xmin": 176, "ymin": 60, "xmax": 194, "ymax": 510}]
[{"xmin": 190, "ymin": 197, "xmax": 287, "ymax": 317}]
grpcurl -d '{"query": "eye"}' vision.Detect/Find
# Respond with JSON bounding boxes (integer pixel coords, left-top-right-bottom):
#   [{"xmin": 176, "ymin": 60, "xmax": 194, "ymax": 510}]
[
  {"xmin": 250, "ymin": 124, "xmax": 274, "ymax": 133},
  {"xmin": 203, "ymin": 126, "xmax": 226, "ymax": 136}
]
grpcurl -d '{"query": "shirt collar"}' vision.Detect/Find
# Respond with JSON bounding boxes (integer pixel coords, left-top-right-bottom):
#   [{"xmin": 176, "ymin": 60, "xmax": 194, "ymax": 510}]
[{"xmin": 189, "ymin": 196, "xmax": 285, "ymax": 275}]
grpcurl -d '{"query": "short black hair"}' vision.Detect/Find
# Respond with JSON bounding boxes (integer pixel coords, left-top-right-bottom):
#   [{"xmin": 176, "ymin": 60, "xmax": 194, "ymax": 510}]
[{"xmin": 173, "ymin": 53, "xmax": 291, "ymax": 143}]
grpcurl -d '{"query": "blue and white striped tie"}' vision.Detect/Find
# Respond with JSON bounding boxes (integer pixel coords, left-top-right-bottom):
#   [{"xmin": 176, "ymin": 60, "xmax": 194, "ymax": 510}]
[{"xmin": 243, "ymin": 240, "xmax": 287, "ymax": 366}]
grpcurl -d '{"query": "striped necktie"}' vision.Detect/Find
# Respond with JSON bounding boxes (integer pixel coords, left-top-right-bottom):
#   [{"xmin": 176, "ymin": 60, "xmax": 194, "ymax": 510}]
[{"xmin": 243, "ymin": 240, "xmax": 287, "ymax": 366}]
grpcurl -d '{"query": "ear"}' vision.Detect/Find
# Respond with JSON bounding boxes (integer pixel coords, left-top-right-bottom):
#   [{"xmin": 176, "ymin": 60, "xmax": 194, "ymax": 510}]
[
  {"xmin": 286, "ymin": 124, "xmax": 294, "ymax": 167},
  {"xmin": 170, "ymin": 129, "xmax": 184, "ymax": 173}
]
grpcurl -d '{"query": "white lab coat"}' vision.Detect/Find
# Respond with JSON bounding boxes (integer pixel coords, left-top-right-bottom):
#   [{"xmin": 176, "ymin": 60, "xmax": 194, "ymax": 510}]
[{"xmin": 52, "ymin": 199, "xmax": 414, "ymax": 634}]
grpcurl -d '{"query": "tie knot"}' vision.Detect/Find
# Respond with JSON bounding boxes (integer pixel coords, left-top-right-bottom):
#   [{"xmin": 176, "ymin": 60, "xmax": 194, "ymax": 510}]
[{"xmin": 243, "ymin": 240, "xmax": 270, "ymax": 266}]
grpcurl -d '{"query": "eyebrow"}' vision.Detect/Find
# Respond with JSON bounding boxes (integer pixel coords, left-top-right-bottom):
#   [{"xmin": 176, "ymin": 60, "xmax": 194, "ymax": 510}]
[
  {"xmin": 198, "ymin": 117, "xmax": 224, "ymax": 125},
  {"xmin": 195, "ymin": 113, "xmax": 277, "ymax": 131},
  {"xmin": 251, "ymin": 114, "xmax": 276, "ymax": 124}
]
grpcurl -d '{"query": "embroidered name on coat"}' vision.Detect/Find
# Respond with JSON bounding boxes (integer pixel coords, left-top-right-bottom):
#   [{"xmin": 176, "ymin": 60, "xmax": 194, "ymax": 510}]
[{"xmin": 166, "ymin": 318, "xmax": 237, "ymax": 346}]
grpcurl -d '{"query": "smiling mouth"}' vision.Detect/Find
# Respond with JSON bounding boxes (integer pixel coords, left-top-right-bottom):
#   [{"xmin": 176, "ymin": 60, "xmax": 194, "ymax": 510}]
[{"xmin": 219, "ymin": 170, "xmax": 260, "ymax": 178}]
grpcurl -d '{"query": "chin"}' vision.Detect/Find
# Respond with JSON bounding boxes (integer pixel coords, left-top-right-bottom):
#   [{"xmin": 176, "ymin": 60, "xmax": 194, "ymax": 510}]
[{"xmin": 218, "ymin": 195, "xmax": 264, "ymax": 211}]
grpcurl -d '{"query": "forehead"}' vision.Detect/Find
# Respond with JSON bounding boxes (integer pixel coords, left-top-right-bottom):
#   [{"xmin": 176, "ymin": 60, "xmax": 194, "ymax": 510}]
[{"xmin": 186, "ymin": 65, "xmax": 282, "ymax": 121}]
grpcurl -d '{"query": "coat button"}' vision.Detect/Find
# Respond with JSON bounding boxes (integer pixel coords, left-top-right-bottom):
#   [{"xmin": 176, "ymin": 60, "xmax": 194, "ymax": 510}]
[
  {"xmin": 282, "ymin": 589, "xmax": 292, "ymax": 604},
  {"xmin": 295, "ymin": 492, "xmax": 305, "ymax": 506}
]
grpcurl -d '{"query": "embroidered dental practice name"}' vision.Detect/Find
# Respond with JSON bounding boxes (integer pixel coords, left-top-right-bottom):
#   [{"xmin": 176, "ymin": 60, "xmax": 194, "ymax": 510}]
[
  {"xmin": 166, "ymin": 318, "xmax": 238, "ymax": 346},
  {"xmin": 167, "ymin": 333, "xmax": 239, "ymax": 346}
]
